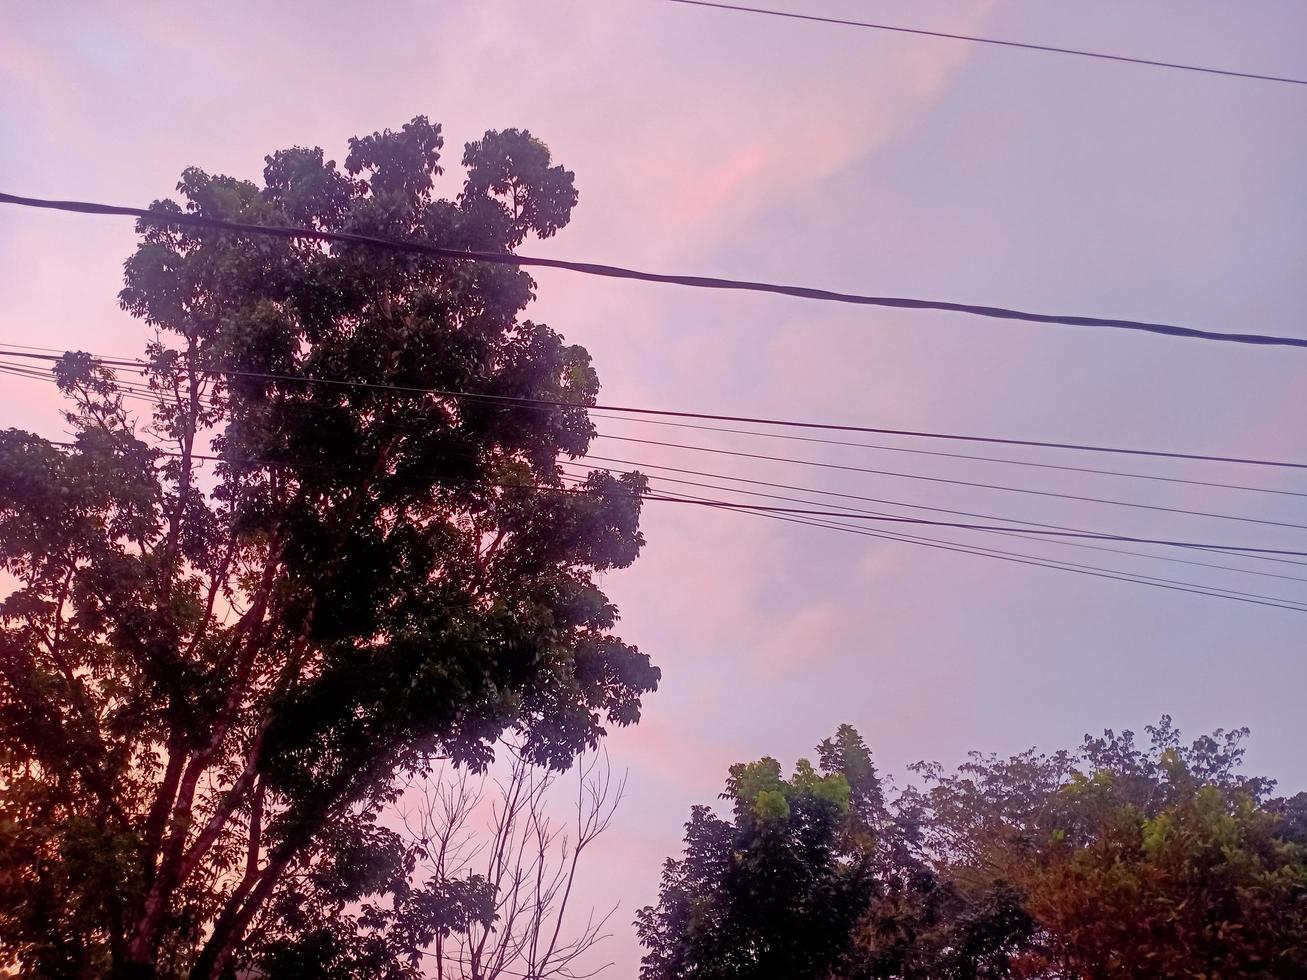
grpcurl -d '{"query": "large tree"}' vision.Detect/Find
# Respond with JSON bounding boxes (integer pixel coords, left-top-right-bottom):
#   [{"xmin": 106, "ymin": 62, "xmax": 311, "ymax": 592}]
[{"xmin": 0, "ymin": 116, "xmax": 659, "ymax": 978}]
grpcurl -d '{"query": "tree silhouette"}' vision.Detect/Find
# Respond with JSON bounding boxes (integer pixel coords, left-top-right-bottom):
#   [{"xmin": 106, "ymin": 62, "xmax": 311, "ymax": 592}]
[{"xmin": 0, "ymin": 116, "xmax": 658, "ymax": 979}]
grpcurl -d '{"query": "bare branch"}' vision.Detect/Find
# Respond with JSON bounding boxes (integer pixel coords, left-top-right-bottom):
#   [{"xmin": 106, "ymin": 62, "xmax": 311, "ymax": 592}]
[{"xmin": 399, "ymin": 742, "xmax": 626, "ymax": 980}]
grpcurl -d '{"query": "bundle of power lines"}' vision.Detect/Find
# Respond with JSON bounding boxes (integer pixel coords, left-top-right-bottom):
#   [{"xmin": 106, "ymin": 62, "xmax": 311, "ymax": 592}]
[{"xmin": 2, "ymin": 344, "xmax": 1306, "ymax": 614}]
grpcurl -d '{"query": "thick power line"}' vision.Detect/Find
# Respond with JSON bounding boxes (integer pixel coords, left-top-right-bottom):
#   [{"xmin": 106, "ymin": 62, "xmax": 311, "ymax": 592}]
[
  {"xmin": 664, "ymin": 0, "xmax": 1307, "ymax": 87},
  {"xmin": 3, "ymin": 191, "xmax": 1305, "ymax": 349}
]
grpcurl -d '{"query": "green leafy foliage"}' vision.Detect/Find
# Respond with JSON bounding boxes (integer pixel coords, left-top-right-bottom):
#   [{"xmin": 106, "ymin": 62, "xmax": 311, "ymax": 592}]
[
  {"xmin": 0, "ymin": 116, "xmax": 658, "ymax": 978},
  {"xmin": 636, "ymin": 732, "xmax": 886, "ymax": 980},
  {"xmin": 910, "ymin": 718, "xmax": 1307, "ymax": 977},
  {"xmin": 639, "ymin": 720, "xmax": 1307, "ymax": 979}
]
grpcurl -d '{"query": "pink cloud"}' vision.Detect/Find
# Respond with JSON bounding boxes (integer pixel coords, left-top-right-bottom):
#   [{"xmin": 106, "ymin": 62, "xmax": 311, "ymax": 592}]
[
  {"xmin": 671, "ymin": 143, "xmax": 769, "ymax": 224},
  {"xmin": 501, "ymin": 4, "xmax": 1000, "ymax": 269},
  {"xmin": 753, "ymin": 546, "xmax": 904, "ymax": 677},
  {"xmin": 0, "ymin": 30, "xmax": 53, "ymax": 83},
  {"xmin": 755, "ymin": 600, "xmax": 853, "ymax": 676},
  {"xmin": 604, "ymin": 704, "xmax": 744, "ymax": 796}
]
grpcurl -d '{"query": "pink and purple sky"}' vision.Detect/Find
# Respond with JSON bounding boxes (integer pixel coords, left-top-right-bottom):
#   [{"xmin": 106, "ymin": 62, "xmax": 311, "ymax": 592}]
[{"xmin": 3, "ymin": 2, "xmax": 1306, "ymax": 973}]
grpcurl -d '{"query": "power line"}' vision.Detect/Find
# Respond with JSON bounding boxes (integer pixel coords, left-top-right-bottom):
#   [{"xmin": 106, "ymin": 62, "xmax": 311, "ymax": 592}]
[
  {"xmin": 581, "ymin": 475, "xmax": 1307, "ymax": 612},
  {"xmin": 629, "ymin": 493, "xmax": 1307, "ymax": 555},
  {"xmin": 663, "ymin": 0, "xmax": 1307, "ymax": 87},
  {"xmin": 553, "ymin": 472, "xmax": 1307, "ymax": 614},
  {"xmin": 0, "ymin": 340, "xmax": 143, "ymax": 361},
  {"xmin": 48, "ymin": 340, "xmax": 1301, "ymax": 498},
  {"xmin": 19, "ymin": 411, "xmax": 1307, "ymax": 609},
  {"xmin": 64, "ymin": 350, "xmax": 1307, "ymax": 495},
  {"xmin": 7, "ymin": 353, "xmax": 1307, "ymax": 558},
  {"xmin": 580, "ymin": 450, "xmax": 1225, "ymax": 543},
  {"xmin": 587, "ymin": 413, "xmax": 1305, "ymax": 499},
  {"xmin": 700, "ymin": 507, "xmax": 1307, "ymax": 614},
  {"xmin": 7, "ymin": 354, "xmax": 1302, "ymax": 548},
  {"xmin": 3, "ymin": 346, "xmax": 1305, "ymax": 472},
  {"xmin": 24, "ymin": 430, "xmax": 1307, "ymax": 602},
  {"xmin": 594, "ymin": 433, "xmax": 1307, "ymax": 534},
  {"xmin": 10, "ymin": 360, "xmax": 1307, "ymax": 572},
  {"xmin": 22, "ymin": 428, "xmax": 1307, "ymax": 558},
  {"xmin": 562, "ymin": 457, "xmax": 1307, "ymax": 585},
  {"xmin": 10, "ymin": 356, "xmax": 1307, "ymax": 578},
  {"xmin": 3, "ymin": 192, "xmax": 1305, "ymax": 350},
  {"xmin": 8, "ymin": 353, "xmax": 1303, "ymax": 577}
]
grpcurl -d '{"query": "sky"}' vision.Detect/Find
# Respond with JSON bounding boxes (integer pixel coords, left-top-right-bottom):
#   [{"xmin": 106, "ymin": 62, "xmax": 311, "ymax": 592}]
[{"xmin": 2, "ymin": 1, "xmax": 1306, "ymax": 974}]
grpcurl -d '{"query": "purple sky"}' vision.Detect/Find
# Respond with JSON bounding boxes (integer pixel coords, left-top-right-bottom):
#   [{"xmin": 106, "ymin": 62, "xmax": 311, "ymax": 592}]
[{"xmin": 3, "ymin": 2, "xmax": 1306, "ymax": 974}]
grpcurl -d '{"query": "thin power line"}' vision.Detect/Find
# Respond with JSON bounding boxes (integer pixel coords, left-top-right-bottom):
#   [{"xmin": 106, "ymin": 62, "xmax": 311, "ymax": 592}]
[
  {"xmin": 587, "ymin": 413, "xmax": 1305, "ymax": 499},
  {"xmin": 9, "ymin": 360, "xmax": 1304, "ymax": 576},
  {"xmin": 11, "ymin": 388, "xmax": 1303, "ymax": 614},
  {"xmin": 2, "ymin": 192, "xmax": 1305, "ymax": 349},
  {"xmin": 8, "ymin": 359, "xmax": 1301, "ymax": 573},
  {"xmin": 594, "ymin": 433, "xmax": 1307, "ymax": 534},
  {"xmin": 0, "ymin": 340, "xmax": 144, "ymax": 361},
  {"xmin": 7, "ymin": 354, "xmax": 1300, "ymax": 545},
  {"xmin": 562, "ymin": 457, "xmax": 1307, "ymax": 585},
  {"xmin": 24, "ymin": 344, "xmax": 1303, "ymax": 496},
  {"xmin": 663, "ymin": 0, "xmax": 1307, "ymax": 87},
  {"xmin": 9, "ymin": 359, "xmax": 1307, "ymax": 578},
  {"xmin": 22, "ymin": 429, "xmax": 1307, "ymax": 557},
  {"xmin": 3, "ymin": 346, "xmax": 1305, "ymax": 471},
  {"xmin": 579, "ymin": 475, "xmax": 1307, "ymax": 613},
  {"xmin": 24, "ymin": 430, "xmax": 1307, "ymax": 601},
  {"xmin": 20, "ymin": 416, "xmax": 1307, "ymax": 608},
  {"xmin": 581, "ymin": 450, "xmax": 1302, "ymax": 553},
  {"xmin": 629, "ymin": 493, "xmax": 1307, "ymax": 555},
  {"xmin": 553, "ymin": 472, "xmax": 1307, "ymax": 614},
  {"xmin": 7, "ymin": 354, "xmax": 1307, "ymax": 563},
  {"xmin": 699, "ymin": 505, "xmax": 1307, "ymax": 614}
]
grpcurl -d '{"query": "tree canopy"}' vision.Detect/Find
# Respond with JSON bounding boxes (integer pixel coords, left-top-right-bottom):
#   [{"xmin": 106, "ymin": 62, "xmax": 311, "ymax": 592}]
[
  {"xmin": 0, "ymin": 116, "xmax": 658, "ymax": 978},
  {"xmin": 638, "ymin": 720, "xmax": 1307, "ymax": 979},
  {"xmin": 635, "ymin": 744, "xmax": 871, "ymax": 980},
  {"xmin": 906, "ymin": 717, "xmax": 1307, "ymax": 978}
]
